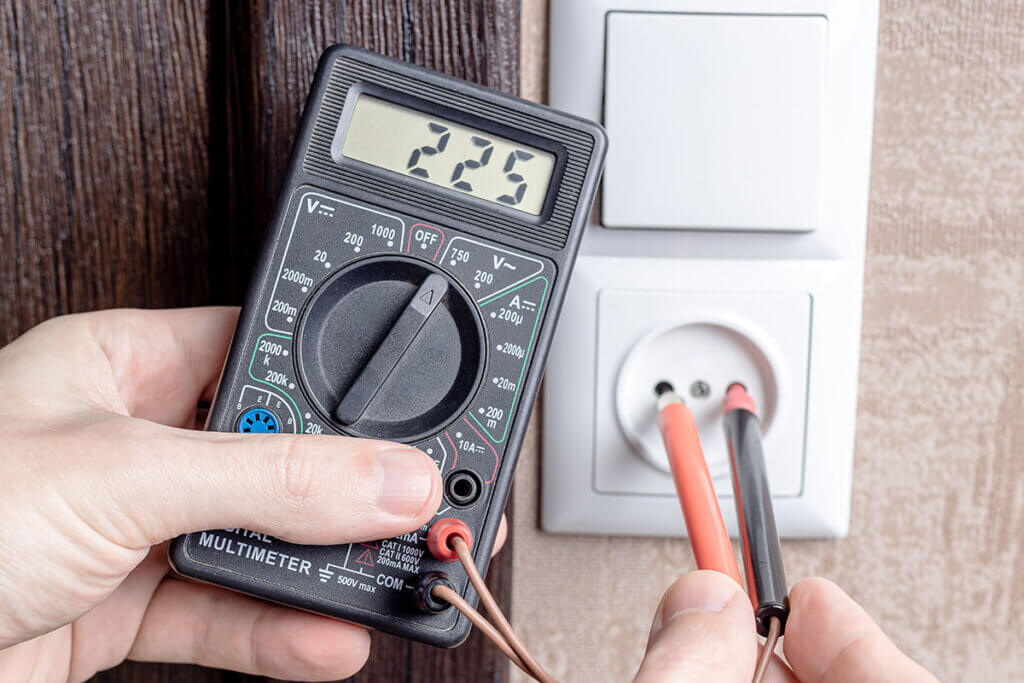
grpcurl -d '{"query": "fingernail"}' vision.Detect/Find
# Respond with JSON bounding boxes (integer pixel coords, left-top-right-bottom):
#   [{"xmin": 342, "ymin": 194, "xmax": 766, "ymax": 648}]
[
  {"xmin": 378, "ymin": 447, "xmax": 437, "ymax": 516},
  {"xmin": 653, "ymin": 572, "xmax": 740, "ymax": 635}
]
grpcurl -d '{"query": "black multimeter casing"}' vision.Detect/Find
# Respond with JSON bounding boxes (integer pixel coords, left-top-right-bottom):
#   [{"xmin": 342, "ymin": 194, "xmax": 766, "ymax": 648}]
[{"xmin": 169, "ymin": 44, "xmax": 606, "ymax": 647}]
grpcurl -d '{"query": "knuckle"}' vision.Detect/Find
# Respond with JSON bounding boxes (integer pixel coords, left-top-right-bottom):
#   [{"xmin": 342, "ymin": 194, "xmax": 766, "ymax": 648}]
[
  {"xmin": 790, "ymin": 576, "xmax": 839, "ymax": 615},
  {"xmin": 643, "ymin": 625, "xmax": 747, "ymax": 680},
  {"xmin": 638, "ymin": 647, "xmax": 709, "ymax": 681},
  {"xmin": 333, "ymin": 438, "xmax": 384, "ymax": 502},
  {"xmin": 272, "ymin": 438, "xmax": 324, "ymax": 509}
]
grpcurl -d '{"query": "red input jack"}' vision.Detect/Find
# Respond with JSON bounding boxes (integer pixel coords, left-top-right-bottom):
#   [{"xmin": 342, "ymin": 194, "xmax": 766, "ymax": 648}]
[
  {"xmin": 427, "ymin": 518, "xmax": 473, "ymax": 562},
  {"xmin": 423, "ymin": 517, "xmax": 554, "ymax": 682}
]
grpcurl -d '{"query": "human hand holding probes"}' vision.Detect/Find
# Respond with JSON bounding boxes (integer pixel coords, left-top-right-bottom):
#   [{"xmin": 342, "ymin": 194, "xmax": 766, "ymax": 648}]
[
  {"xmin": 634, "ymin": 381, "xmax": 937, "ymax": 683},
  {"xmin": 634, "ymin": 571, "xmax": 940, "ymax": 682},
  {"xmin": 468, "ymin": 376, "xmax": 937, "ymax": 682}
]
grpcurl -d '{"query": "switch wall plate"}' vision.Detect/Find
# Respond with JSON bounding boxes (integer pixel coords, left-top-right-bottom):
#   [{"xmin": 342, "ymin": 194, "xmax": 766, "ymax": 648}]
[
  {"xmin": 542, "ymin": 0, "xmax": 879, "ymax": 538},
  {"xmin": 603, "ymin": 12, "xmax": 826, "ymax": 231}
]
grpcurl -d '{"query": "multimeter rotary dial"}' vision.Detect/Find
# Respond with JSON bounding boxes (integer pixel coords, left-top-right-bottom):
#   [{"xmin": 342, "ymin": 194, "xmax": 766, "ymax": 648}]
[{"xmin": 296, "ymin": 256, "xmax": 485, "ymax": 442}]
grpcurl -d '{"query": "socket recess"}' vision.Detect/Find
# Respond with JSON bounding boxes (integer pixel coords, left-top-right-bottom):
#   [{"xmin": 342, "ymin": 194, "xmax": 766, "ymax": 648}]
[
  {"xmin": 615, "ymin": 313, "xmax": 786, "ymax": 483},
  {"xmin": 601, "ymin": 289, "xmax": 808, "ymax": 499}
]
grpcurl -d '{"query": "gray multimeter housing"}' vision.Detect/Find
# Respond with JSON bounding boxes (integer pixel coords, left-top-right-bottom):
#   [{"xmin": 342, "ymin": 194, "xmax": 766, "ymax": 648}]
[{"xmin": 169, "ymin": 44, "xmax": 606, "ymax": 647}]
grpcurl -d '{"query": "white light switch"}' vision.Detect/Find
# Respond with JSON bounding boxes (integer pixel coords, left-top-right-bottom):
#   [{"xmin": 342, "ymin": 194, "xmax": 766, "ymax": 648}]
[{"xmin": 602, "ymin": 12, "xmax": 826, "ymax": 231}]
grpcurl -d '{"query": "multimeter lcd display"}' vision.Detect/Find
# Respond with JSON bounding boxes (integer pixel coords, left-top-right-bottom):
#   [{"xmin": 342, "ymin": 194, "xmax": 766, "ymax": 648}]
[{"xmin": 341, "ymin": 96, "xmax": 555, "ymax": 215}]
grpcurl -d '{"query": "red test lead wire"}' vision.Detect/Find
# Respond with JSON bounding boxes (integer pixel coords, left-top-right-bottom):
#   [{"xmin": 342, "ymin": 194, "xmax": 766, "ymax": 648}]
[{"xmin": 655, "ymin": 382, "xmax": 742, "ymax": 586}]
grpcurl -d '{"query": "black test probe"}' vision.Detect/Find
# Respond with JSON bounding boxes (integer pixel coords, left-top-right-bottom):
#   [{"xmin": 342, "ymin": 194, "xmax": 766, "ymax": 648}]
[{"xmin": 723, "ymin": 382, "xmax": 790, "ymax": 653}]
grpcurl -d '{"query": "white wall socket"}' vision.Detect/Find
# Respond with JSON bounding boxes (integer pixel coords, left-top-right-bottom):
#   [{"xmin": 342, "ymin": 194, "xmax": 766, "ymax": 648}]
[
  {"xmin": 608, "ymin": 287, "xmax": 810, "ymax": 495},
  {"xmin": 541, "ymin": 0, "xmax": 879, "ymax": 538}
]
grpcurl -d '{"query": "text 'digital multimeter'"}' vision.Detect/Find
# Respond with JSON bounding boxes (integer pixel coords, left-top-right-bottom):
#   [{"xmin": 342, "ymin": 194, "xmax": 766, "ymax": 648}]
[{"xmin": 169, "ymin": 45, "xmax": 606, "ymax": 647}]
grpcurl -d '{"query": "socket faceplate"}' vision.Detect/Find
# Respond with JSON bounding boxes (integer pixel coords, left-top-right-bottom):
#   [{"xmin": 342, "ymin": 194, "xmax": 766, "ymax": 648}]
[
  {"xmin": 542, "ymin": 0, "xmax": 879, "ymax": 538},
  {"xmin": 611, "ymin": 295, "xmax": 800, "ymax": 486}
]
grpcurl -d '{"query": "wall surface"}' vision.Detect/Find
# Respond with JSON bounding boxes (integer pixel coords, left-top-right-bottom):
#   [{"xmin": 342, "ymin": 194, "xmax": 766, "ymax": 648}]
[{"xmin": 512, "ymin": 1, "xmax": 1024, "ymax": 681}]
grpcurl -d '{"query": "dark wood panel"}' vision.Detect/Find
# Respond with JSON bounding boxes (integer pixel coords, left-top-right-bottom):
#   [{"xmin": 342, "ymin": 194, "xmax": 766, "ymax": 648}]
[
  {"xmin": 4, "ymin": 0, "xmax": 520, "ymax": 681},
  {"xmin": 0, "ymin": 0, "xmax": 211, "ymax": 343},
  {"xmin": 207, "ymin": 0, "xmax": 349, "ymax": 303}
]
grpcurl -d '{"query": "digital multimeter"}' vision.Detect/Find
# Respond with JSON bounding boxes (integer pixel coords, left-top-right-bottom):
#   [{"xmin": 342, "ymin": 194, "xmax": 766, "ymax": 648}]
[{"xmin": 169, "ymin": 44, "xmax": 606, "ymax": 647}]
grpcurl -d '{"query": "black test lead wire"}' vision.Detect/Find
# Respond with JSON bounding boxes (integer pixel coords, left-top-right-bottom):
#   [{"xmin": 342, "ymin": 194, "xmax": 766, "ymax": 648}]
[{"xmin": 723, "ymin": 382, "xmax": 789, "ymax": 680}]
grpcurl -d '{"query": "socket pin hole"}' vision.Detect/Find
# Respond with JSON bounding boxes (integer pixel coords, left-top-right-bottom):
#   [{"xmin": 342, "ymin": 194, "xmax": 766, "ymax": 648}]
[
  {"xmin": 654, "ymin": 380, "xmax": 675, "ymax": 396},
  {"xmin": 445, "ymin": 470, "xmax": 483, "ymax": 507},
  {"xmin": 689, "ymin": 380, "xmax": 711, "ymax": 399}
]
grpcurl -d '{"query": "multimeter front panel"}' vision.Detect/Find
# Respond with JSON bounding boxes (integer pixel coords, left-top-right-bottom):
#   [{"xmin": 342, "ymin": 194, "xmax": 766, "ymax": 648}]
[{"xmin": 170, "ymin": 46, "xmax": 605, "ymax": 647}]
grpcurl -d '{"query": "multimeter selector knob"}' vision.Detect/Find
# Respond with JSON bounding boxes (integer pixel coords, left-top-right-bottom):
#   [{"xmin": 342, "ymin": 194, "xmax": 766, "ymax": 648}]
[{"xmin": 296, "ymin": 256, "xmax": 484, "ymax": 441}]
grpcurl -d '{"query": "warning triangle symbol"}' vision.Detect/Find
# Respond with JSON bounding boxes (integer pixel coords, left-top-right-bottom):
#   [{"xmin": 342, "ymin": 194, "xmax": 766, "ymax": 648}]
[
  {"xmin": 419, "ymin": 289, "xmax": 434, "ymax": 305},
  {"xmin": 355, "ymin": 549, "xmax": 375, "ymax": 568}
]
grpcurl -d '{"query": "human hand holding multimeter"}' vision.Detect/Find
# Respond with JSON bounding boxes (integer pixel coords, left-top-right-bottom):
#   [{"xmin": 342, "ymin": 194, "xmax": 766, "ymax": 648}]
[{"xmin": 168, "ymin": 44, "xmax": 606, "ymax": 647}]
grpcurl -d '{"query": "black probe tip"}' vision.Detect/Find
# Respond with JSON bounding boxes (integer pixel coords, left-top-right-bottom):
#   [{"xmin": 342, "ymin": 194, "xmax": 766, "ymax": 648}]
[{"xmin": 654, "ymin": 381, "xmax": 675, "ymax": 396}]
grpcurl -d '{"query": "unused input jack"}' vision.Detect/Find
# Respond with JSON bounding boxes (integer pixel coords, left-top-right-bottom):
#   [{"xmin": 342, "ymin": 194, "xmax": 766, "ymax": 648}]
[{"xmin": 445, "ymin": 469, "xmax": 483, "ymax": 507}]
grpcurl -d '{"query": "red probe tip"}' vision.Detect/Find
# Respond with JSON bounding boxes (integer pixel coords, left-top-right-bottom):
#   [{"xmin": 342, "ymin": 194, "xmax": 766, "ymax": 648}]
[{"xmin": 724, "ymin": 382, "xmax": 757, "ymax": 415}]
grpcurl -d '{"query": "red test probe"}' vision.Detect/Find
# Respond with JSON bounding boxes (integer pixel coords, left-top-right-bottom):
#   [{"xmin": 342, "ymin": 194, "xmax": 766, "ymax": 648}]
[{"xmin": 654, "ymin": 381, "xmax": 743, "ymax": 585}]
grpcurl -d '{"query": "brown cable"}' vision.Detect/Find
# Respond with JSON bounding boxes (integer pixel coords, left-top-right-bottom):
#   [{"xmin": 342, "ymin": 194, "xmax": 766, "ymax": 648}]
[
  {"xmin": 451, "ymin": 536, "xmax": 558, "ymax": 683},
  {"xmin": 439, "ymin": 534, "xmax": 777, "ymax": 682},
  {"xmin": 430, "ymin": 584, "xmax": 533, "ymax": 678},
  {"xmin": 752, "ymin": 616, "xmax": 781, "ymax": 683}
]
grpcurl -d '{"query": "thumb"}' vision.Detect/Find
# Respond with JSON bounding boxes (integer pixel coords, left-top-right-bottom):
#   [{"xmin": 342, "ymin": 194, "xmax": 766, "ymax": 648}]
[
  {"xmin": 635, "ymin": 571, "xmax": 757, "ymax": 683},
  {"xmin": 77, "ymin": 418, "xmax": 443, "ymax": 548}
]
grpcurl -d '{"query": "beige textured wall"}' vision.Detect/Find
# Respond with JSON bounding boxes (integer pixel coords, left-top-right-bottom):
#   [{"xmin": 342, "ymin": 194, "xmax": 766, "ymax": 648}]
[{"xmin": 510, "ymin": 1, "xmax": 1024, "ymax": 681}]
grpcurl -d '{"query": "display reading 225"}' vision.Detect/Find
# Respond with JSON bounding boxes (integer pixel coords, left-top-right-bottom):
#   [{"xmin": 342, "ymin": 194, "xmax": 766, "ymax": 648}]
[
  {"xmin": 408, "ymin": 124, "xmax": 537, "ymax": 205},
  {"xmin": 340, "ymin": 94, "xmax": 557, "ymax": 216}
]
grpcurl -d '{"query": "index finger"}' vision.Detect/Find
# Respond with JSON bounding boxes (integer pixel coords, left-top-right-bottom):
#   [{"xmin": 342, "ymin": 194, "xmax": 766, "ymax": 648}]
[
  {"xmin": 88, "ymin": 306, "xmax": 239, "ymax": 427},
  {"xmin": 783, "ymin": 578, "xmax": 939, "ymax": 683}
]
